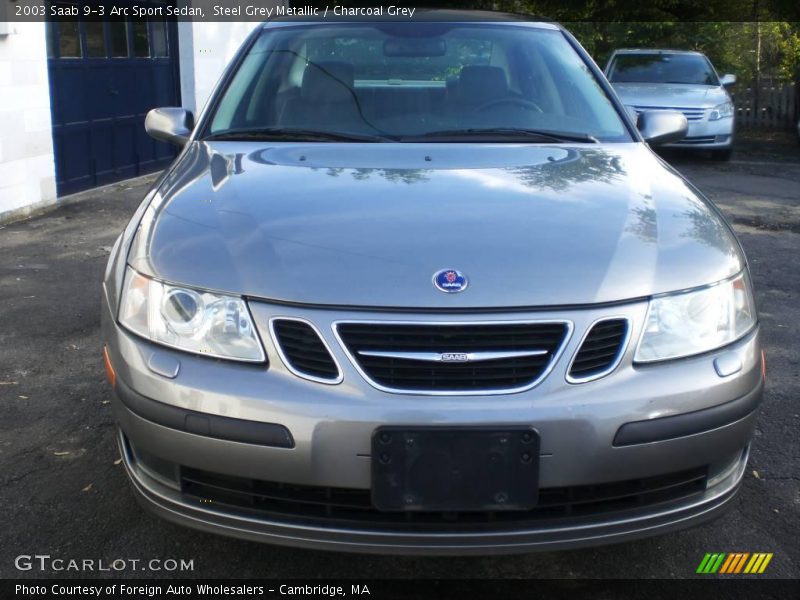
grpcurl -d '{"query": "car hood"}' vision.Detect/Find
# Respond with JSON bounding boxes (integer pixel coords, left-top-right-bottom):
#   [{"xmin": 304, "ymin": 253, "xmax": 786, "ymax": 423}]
[
  {"xmin": 128, "ymin": 141, "xmax": 744, "ymax": 309},
  {"xmin": 611, "ymin": 82, "xmax": 729, "ymax": 108}
]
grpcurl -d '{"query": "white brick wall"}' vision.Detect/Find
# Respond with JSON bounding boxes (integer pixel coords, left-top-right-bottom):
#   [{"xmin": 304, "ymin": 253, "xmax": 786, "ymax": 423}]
[{"xmin": 0, "ymin": 22, "xmax": 56, "ymax": 221}]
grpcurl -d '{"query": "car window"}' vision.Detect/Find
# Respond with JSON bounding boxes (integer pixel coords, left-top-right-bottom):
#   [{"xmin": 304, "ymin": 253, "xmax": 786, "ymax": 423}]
[
  {"xmin": 608, "ymin": 53, "xmax": 719, "ymax": 86},
  {"xmin": 208, "ymin": 23, "xmax": 630, "ymax": 142}
]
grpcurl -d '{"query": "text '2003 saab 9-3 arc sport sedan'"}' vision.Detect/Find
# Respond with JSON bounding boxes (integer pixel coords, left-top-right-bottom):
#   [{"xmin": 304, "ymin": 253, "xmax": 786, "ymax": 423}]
[{"xmin": 101, "ymin": 12, "xmax": 764, "ymax": 555}]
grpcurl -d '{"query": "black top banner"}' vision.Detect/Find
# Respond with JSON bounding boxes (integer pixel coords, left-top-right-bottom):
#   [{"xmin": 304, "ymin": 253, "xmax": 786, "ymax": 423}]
[{"xmin": 2, "ymin": 0, "xmax": 800, "ymax": 22}]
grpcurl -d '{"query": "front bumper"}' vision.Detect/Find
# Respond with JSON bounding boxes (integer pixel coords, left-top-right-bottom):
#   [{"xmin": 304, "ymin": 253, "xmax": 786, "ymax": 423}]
[
  {"xmin": 102, "ymin": 289, "xmax": 763, "ymax": 554},
  {"xmin": 119, "ymin": 425, "xmax": 750, "ymax": 554},
  {"xmin": 665, "ymin": 117, "xmax": 735, "ymax": 149}
]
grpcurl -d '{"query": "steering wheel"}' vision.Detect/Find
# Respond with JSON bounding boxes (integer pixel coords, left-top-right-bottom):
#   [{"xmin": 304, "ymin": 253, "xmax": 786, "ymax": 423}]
[{"xmin": 477, "ymin": 98, "xmax": 543, "ymax": 113}]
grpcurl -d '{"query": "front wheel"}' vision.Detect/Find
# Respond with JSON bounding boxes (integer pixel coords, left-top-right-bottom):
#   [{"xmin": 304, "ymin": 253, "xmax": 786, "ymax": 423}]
[{"xmin": 711, "ymin": 148, "xmax": 733, "ymax": 161}]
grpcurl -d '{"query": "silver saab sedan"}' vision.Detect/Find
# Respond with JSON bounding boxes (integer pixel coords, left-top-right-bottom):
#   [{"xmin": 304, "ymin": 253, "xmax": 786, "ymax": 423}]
[{"xmin": 101, "ymin": 13, "xmax": 764, "ymax": 554}]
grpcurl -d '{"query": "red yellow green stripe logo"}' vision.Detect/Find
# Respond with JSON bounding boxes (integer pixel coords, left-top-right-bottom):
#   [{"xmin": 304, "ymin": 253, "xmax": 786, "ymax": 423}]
[{"xmin": 696, "ymin": 553, "xmax": 773, "ymax": 574}]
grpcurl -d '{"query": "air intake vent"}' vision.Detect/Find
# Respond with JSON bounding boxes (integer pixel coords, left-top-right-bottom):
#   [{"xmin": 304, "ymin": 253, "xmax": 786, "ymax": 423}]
[
  {"xmin": 271, "ymin": 319, "xmax": 341, "ymax": 383},
  {"xmin": 568, "ymin": 319, "xmax": 628, "ymax": 382},
  {"xmin": 336, "ymin": 321, "xmax": 570, "ymax": 394},
  {"xmin": 180, "ymin": 464, "xmax": 708, "ymax": 529}
]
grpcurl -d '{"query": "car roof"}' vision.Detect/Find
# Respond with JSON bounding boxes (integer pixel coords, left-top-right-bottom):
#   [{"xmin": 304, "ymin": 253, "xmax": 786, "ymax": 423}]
[{"xmin": 611, "ymin": 49, "xmax": 706, "ymax": 56}]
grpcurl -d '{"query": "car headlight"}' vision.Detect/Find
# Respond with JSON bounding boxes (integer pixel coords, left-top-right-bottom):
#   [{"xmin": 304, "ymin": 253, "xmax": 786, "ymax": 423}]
[
  {"xmin": 635, "ymin": 272, "xmax": 756, "ymax": 363},
  {"xmin": 119, "ymin": 267, "xmax": 265, "ymax": 362},
  {"xmin": 708, "ymin": 101, "xmax": 734, "ymax": 121}
]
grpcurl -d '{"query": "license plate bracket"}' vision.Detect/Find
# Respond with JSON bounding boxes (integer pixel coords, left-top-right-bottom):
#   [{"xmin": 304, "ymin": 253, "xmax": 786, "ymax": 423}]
[{"xmin": 371, "ymin": 426, "xmax": 539, "ymax": 512}]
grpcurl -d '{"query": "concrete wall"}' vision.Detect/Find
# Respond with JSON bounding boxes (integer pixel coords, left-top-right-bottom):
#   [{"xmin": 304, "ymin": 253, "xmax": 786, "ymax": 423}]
[{"xmin": 0, "ymin": 22, "xmax": 57, "ymax": 222}]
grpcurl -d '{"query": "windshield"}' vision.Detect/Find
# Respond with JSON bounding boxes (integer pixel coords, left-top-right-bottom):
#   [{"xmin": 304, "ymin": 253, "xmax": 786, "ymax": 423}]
[
  {"xmin": 608, "ymin": 53, "xmax": 719, "ymax": 86},
  {"xmin": 206, "ymin": 23, "xmax": 630, "ymax": 142}
]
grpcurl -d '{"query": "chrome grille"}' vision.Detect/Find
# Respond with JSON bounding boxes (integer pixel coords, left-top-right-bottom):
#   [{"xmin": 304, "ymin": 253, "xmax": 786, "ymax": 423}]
[
  {"xmin": 335, "ymin": 321, "xmax": 571, "ymax": 394},
  {"xmin": 632, "ymin": 105, "xmax": 706, "ymax": 122}
]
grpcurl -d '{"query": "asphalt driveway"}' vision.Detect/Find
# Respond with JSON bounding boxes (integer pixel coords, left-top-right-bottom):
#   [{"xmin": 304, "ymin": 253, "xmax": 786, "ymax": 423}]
[{"xmin": 0, "ymin": 138, "xmax": 798, "ymax": 579}]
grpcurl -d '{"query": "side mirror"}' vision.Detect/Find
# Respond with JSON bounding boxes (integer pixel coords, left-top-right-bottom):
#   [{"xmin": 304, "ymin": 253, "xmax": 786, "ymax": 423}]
[
  {"xmin": 720, "ymin": 74, "xmax": 736, "ymax": 88},
  {"xmin": 639, "ymin": 110, "xmax": 688, "ymax": 146},
  {"xmin": 145, "ymin": 107, "xmax": 194, "ymax": 147}
]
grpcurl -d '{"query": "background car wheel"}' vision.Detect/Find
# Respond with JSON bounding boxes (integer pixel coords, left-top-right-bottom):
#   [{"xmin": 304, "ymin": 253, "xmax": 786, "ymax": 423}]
[{"xmin": 711, "ymin": 148, "xmax": 733, "ymax": 161}]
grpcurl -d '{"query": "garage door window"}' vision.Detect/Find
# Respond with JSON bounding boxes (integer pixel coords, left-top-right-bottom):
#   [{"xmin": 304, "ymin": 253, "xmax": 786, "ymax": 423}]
[
  {"xmin": 85, "ymin": 22, "xmax": 107, "ymax": 58},
  {"xmin": 133, "ymin": 22, "xmax": 150, "ymax": 58},
  {"xmin": 110, "ymin": 22, "xmax": 128, "ymax": 57},
  {"xmin": 57, "ymin": 21, "xmax": 81, "ymax": 58}
]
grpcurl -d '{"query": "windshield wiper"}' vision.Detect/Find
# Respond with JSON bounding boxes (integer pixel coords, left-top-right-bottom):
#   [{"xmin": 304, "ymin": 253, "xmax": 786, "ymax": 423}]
[
  {"xmin": 204, "ymin": 127, "xmax": 396, "ymax": 143},
  {"xmin": 400, "ymin": 128, "xmax": 599, "ymax": 143}
]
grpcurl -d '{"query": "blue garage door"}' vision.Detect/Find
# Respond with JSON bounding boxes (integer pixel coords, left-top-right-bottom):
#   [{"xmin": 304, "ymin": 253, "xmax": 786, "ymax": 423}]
[{"xmin": 46, "ymin": 6, "xmax": 180, "ymax": 195}]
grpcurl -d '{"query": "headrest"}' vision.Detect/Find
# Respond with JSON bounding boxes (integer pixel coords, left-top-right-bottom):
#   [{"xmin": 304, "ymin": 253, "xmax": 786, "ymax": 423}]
[
  {"xmin": 302, "ymin": 61, "xmax": 355, "ymax": 101},
  {"xmin": 457, "ymin": 66, "xmax": 509, "ymax": 106}
]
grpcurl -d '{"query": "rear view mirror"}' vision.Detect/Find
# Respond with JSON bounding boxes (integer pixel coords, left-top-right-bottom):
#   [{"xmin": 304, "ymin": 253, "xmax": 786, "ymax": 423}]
[
  {"xmin": 639, "ymin": 110, "xmax": 688, "ymax": 146},
  {"xmin": 384, "ymin": 38, "xmax": 446, "ymax": 57},
  {"xmin": 720, "ymin": 74, "xmax": 736, "ymax": 88},
  {"xmin": 145, "ymin": 107, "xmax": 194, "ymax": 147}
]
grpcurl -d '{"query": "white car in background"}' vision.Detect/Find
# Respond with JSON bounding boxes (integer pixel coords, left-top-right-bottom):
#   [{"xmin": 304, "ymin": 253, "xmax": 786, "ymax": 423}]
[{"xmin": 606, "ymin": 49, "xmax": 736, "ymax": 160}]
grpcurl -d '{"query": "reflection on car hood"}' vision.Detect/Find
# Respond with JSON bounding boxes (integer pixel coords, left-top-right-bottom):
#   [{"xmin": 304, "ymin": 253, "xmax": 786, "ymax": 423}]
[
  {"xmin": 128, "ymin": 141, "xmax": 744, "ymax": 309},
  {"xmin": 612, "ymin": 82, "xmax": 730, "ymax": 108}
]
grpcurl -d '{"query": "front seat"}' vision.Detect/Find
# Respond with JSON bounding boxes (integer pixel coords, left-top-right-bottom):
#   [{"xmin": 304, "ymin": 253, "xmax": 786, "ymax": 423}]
[
  {"xmin": 453, "ymin": 65, "xmax": 511, "ymax": 111},
  {"xmin": 282, "ymin": 60, "xmax": 363, "ymax": 129}
]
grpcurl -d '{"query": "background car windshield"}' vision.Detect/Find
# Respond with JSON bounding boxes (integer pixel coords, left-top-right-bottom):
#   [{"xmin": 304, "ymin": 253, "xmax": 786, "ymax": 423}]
[
  {"xmin": 208, "ymin": 23, "xmax": 630, "ymax": 141},
  {"xmin": 608, "ymin": 53, "xmax": 720, "ymax": 86}
]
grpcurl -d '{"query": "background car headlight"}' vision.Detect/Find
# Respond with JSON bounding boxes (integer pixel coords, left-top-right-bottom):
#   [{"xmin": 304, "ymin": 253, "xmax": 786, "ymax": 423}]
[
  {"xmin": 119, "ymin": 267, "xmax": 265, "ymax": 362},
  {"xmin": 635, "ymin": 272, "xmax": 756, "ymax": 363},
  {"xmin": 708, "ymin": 101, "xmax": 734, "ymax": 121}
]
